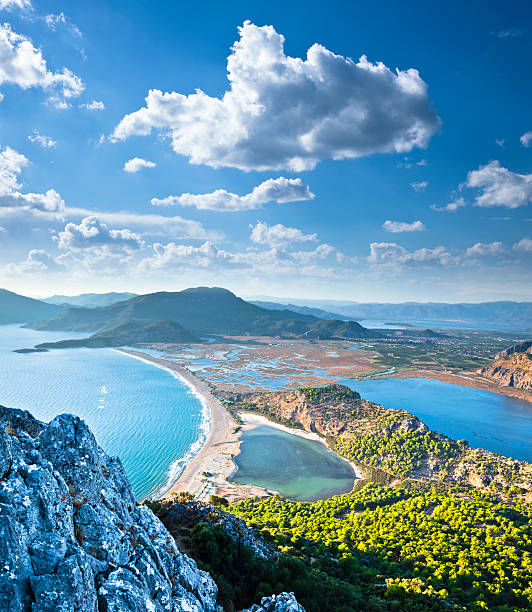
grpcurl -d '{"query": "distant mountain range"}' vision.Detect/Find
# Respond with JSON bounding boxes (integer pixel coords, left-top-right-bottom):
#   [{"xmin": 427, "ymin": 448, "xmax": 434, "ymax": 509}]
[
  {"xmin": 42, "ymin": 292, "xmax": 138, "ymax": 308},
  {"xmin": 25, "ymin": 287, "xmax": 382, "ymax": 342},
  {"xmin": 250, "ymin": 300, "xmax": 351, "ymax": 321},
  {"xmin": 0, "ymin": 289, "xmax": 67, "ymax": 324},
  {"xmin": 249, "ymin": 296, "xmax": 532, "ymax": 328}
]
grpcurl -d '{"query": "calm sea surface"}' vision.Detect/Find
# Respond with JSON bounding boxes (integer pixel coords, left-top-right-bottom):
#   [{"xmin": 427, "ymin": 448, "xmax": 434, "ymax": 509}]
[
  {"xmin": 0, "ymin": 325, "xmax": 209, "ymax": 500},
  {"xmin": 230, "ymin": 424, "xmax": 356, "ymax": 502},
  {"xmin": 340, "ymin": 377, "xmax": 532, "ymax": 462}
]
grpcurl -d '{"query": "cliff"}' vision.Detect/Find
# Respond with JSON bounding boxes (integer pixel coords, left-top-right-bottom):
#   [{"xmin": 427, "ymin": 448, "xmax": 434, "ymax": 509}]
[
  {"xmin": 480, "ymin": 340, "xmax": 532, "ymax": 390},
  {"xmin": 0, "ymin": 406, "xmax": 303, "ymax": 611}
]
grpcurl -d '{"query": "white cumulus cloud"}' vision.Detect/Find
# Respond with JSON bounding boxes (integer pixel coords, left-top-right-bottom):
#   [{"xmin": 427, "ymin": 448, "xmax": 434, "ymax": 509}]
[
  {"xmin": 0, "ymin": 146, "xmax": 64, "ymax": 211},
  {"xmin": 152, "ymin": 177, "xmax": 314, "ymax": 211},
  {"xmin": 520, "ymin": 131, "xmax": 532, "ymax": 148},
  {"xmin": 112, "ymin": 21, "xmax": 440, "ymax": 171},
  {"xmin": 465, "ymin": 241, "xmax": 506, "ymax": 258},
  {"xmin": 431, "ymin": 196, "xmax": 467, "ymax": 212},
  {"xmin": 250, "ymin": 221, "xmax": 317, "ymax": 248},
  {"xmin": 466, "ymin": 161, "xmax": 532, "ymax": 208},
  {"xmin": 513, "ymin": 238, "xmax": 532, "ymax": 252},
  {"xmin": 368, "ymin": 242, "xmax": 457, "ymax": 269},
  {"xmin": 383, "ymin": 220, "xmax": 426, "ymax": 233},
  {"xmin": 0, "ymin": 23, "xmax": 84, "ymax": 103},
  {"xmin": 124, "ymin": 157, "xmax": 156, "ymax": 173},
  {"xmin": 57, "ymin": 216, "xmax": 144, "ymax": 252}
]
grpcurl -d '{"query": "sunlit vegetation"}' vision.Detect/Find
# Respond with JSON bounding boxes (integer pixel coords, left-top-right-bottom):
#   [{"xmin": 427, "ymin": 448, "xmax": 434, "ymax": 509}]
[{"xmin": 231, "ymin": 483, "xmax": 532, "ymax": 611}]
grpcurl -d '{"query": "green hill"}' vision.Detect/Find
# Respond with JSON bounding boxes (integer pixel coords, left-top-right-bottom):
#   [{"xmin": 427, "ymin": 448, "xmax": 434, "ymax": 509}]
[
  {"xmin": 33, "ymin": 320, "xmax": 198, "ymax": 349},
  {"xmin": 0, "ymin": 288, "xmax": 67, "ymax": 324}
]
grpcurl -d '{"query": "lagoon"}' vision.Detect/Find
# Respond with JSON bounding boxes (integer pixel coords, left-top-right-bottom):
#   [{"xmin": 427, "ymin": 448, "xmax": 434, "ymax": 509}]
[
  {"xmin": 340, "ymin": 377, "xmax": 532, "ymax": 462},
  {"xmin": 230, "ymin": 424, "xmax": 356, "ymax": 501}
]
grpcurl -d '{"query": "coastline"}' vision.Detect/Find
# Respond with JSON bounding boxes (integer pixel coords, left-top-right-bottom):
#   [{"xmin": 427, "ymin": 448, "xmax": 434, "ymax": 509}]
[{"xmin": 118, "ymin": 349, "xmax": 271, "ymax": 502}]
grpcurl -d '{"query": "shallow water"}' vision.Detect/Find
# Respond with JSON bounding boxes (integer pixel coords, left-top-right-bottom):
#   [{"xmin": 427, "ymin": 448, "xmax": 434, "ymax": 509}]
[
  {"xmin": 230, "ymin": 424, "xmax": 356, "ymax": 502},
  {"xmin": 0, "ymin": 325, "xmax": 208, "ymax": 500},
  {"xmin": 339, "ymin": 377, "xmax": 532, "ymax": 462}
]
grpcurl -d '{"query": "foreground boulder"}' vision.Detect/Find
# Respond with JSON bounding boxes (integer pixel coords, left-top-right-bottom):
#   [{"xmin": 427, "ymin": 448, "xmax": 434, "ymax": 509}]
[
  {"xmin": 0, "ymin": 405, "xmax": 217, "ymax": 611},
  {"xmin": 243, "ymin": 592, "xmax": 306, "ymax": 612}
]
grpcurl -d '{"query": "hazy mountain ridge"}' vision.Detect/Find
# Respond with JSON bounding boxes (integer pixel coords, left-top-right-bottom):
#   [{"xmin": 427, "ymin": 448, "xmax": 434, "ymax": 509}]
[
  {"xmin": 252, "ymin": 297, "xmax": 532, "ymax": 327},
  {"xmin": 0, "ymin": 289, "xmax": 67, "ymax": 324},
  {"xmin": 43, "ymin": 292, "xmax": 138, "ymax": 308}
]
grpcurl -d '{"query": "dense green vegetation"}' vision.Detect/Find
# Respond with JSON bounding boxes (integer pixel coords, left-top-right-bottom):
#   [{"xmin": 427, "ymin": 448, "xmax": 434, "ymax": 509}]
[{"xmin": 231, "ymin": 483, "xmax": 532, "ymax": 611}]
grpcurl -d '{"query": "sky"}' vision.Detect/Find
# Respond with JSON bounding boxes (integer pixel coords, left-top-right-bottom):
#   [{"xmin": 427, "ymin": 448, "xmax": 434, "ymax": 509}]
[{"xmin": 0, "ymin": 0, "xmax": 531, "ymax": 302}]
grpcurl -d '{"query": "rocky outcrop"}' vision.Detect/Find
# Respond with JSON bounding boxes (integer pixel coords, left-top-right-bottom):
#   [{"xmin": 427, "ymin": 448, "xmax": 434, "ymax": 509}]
[
  {"xmin": 0, "ymin": 405, "xmax": 217, "ymax": 611},
  {"xmin": 243, "ymin": 592, "xmax": 305, "ymax": 612},
  {"xmin": 481, "ymin": 341, "xmax": 532, "ymax": 390},
  {"xmin": 154, "ymin": 499, "xmax": 275, "ymax": 560}
]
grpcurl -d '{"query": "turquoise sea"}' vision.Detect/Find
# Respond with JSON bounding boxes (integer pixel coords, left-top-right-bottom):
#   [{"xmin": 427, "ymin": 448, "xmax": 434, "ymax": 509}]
[{"xmin": 0, "ymin": 325, "xmax": 209, "ymax": 500}]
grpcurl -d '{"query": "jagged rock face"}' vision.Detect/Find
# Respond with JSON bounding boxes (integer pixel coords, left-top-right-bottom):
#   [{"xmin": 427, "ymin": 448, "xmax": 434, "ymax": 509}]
[
  {"xmin": 0, "ymin": 406, "xmax": 218, "ymax": 611},
  {"xmin": 243, "ymin": 592, "xmax": 306, "ymax": 612},
  {"xmin": 481, "ymin": 351, "xmax": 532, "ymax": 390}
]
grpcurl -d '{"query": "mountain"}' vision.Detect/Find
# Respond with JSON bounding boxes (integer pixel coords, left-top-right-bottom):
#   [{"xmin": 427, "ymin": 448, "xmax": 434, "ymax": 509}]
[
  {"xmin": 43, "ymin": 292, "xmax": 138, "ymax": 308},
  {"xmin": 32, "ymin": 320, "xmax": 199, "ymax": 350},
  {"xmin": 297, "ymin": 319, "xmax": 382, "ymax": 339},
  {"xmin": 0, "ymin": 404, "xmax": 301, "ymax": 611},
  {"xmin": 0, "ymin": 288, "xmax": 67, "ymax": 324},
  {"xmin": 27, "ymin": 287, "xmax": 320, "ymax": 335},
  {"xmin": 480, "ymin": 340, "xmax": 532, "ymax": 390},
  {"xmin": 250, "ymin": 297, "xmax": 532, "ymax": 328},
  {"xmin": 250, "ymin": 300, "xmax": 351, "ymax": 321}
]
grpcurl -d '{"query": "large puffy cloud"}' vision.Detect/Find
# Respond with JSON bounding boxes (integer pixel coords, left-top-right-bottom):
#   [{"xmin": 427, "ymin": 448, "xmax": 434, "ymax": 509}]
[
  {"xmin": 139, "ymin": 241, "xmax": 237, "ymax": 271},
  {"xmin": 250, "ymin": 221, "xmax": 317, "ymax": 247},
  {"xmin": 466, "ymin": 161, "xmax": 532, "ymax": 208},
  {"xmin": 152, "ymin": 177, "xmax": 314, "ymax": 211},
  {"xmin": 368, "ymin": 242, "xmax": 457, "ymax": 269},
  {"xmin": 0, "ymin": 146, "xmax": 64, "ymax": 211},
  {"xmin": 383, "ymin": 220, "xmax": 425, "ymax": 233},
  {"xmin": 0, "ymin": 23, "xmax": 83, "ymax": 102},
  {"xmin": 112, "ymin": 21, "xmax": 439, "ymax": 171},
  {"xmin": 57, "ymin": 216, "xmax": 144, "ymax": 252}
]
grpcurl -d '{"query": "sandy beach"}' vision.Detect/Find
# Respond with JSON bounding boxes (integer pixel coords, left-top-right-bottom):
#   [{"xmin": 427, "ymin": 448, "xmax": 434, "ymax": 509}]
[{"xmin": 119, "ymin": 349, "xmax": 276, "ymax": 502}]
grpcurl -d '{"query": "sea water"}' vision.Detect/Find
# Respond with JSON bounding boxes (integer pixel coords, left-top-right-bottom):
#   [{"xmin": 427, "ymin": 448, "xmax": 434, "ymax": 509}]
[
  {"xmin": 0, "ymin": 325, "xmax": 209, "ymax": 500},
  {"xmin": 340, "ymin": 377, "xmax": 532, "ymax": 462},
  {"xmin": 230, "ymin": 424, "xmax": 356, "ymax": 502}
]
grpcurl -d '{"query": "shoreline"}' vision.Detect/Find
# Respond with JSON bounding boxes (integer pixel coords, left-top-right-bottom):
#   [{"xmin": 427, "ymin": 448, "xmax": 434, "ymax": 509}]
[
  {"xmin": 381, "ymin": 369, "xmax": 532, "ymax": 404},
  {"xmin": 118, "ymin": 349, "xmax": 242, "ymax": 500}
]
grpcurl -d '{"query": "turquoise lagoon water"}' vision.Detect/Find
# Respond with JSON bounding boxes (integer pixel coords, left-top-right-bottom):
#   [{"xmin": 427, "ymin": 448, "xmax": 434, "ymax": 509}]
[
  {"xmin": 339, "ymin": 377, "xmax": 532, "ymax": 463},
  {"xmin": 229, "ymin": 424, "xmax": 356, "ymax": 502},
  {"xmin": 0, "ymin": 325, "xmax": 209, "ymax": 500}
]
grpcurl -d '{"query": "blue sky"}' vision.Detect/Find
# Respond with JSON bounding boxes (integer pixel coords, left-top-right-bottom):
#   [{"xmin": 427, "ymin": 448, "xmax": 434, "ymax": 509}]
[{"xmin": 0, "ymin": 0, "xmax": 530, "ymax": 301}]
